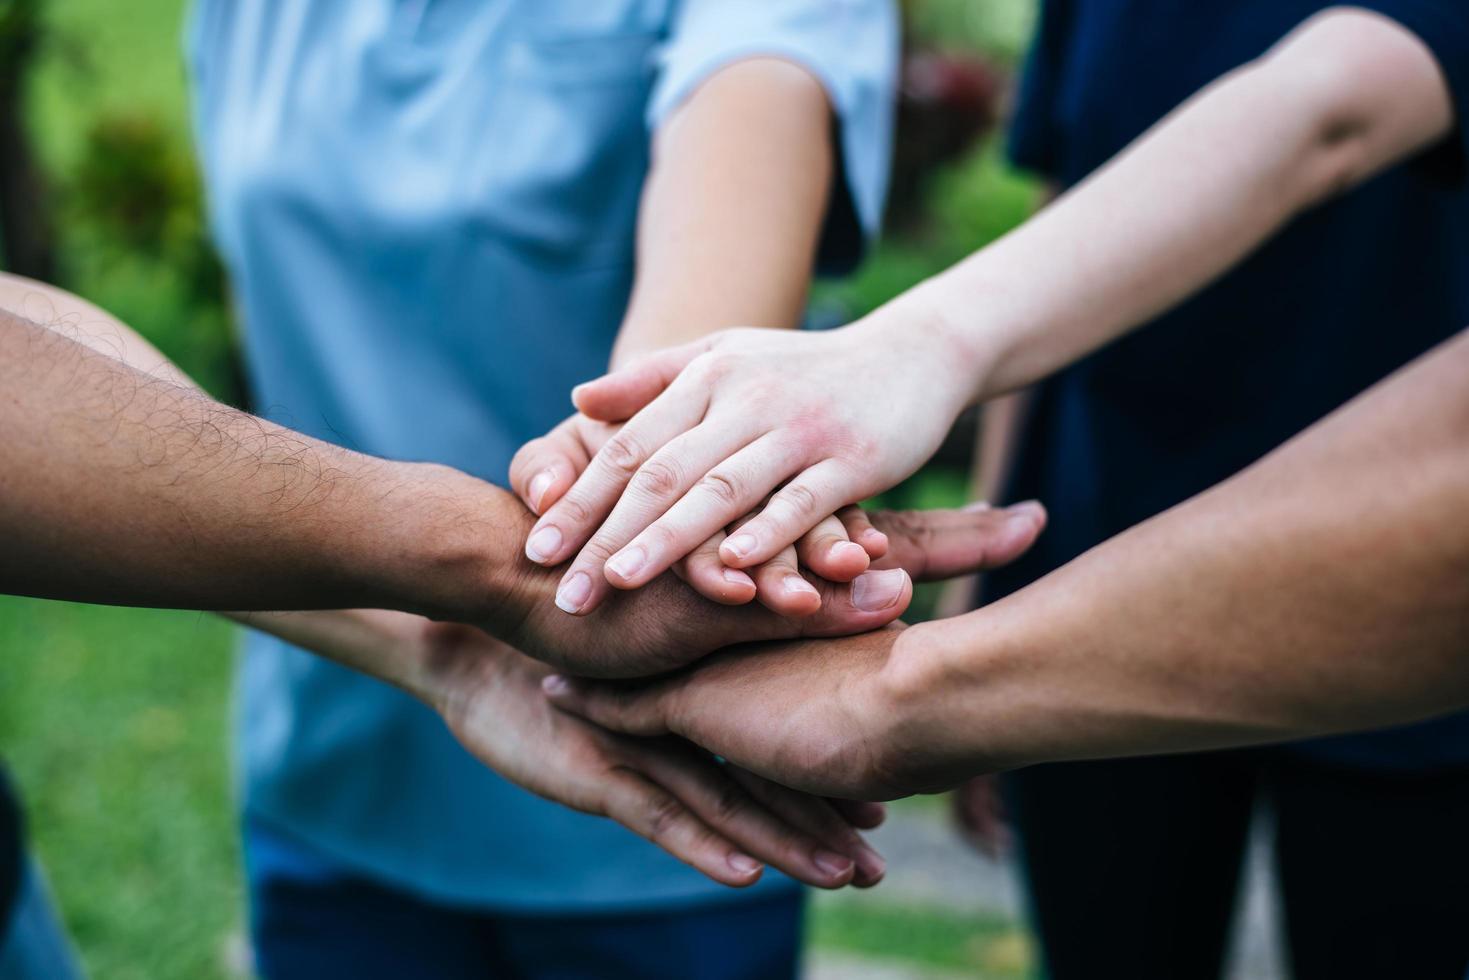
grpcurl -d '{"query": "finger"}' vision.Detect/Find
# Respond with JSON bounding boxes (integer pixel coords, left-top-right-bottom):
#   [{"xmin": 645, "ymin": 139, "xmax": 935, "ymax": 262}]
[
  {"xmin": 600, "ymin": 431, "xmax": 808, "ymax": 591},
  {"xmin": 829, "ymin": 799, "xmax": 888, "ymax": 830},
  {"xmin": 726, "ymin": 768, "xmax": 887, "ymax": 888},
  {"xmin": 798, "ymin": 568, "xmax": 914, "ymax": 636},
  {"xmin": 795, "ymin": 512, "xmax": 871, "ymax": 583},
  {"xmin": 720, "ymin": 458, "xmax": 864, "ymax": 569},
  {"xmin": 837, "ymin": 505, "xmax": 889, "ymax": 560},
  {"xmin": 637, "ymin": 747, "xmax": 858, "ymax": 889},
  {"xmin": 598, "ymin": 768, "xmax": 763, "ymax": 887},
  {"xmin": 531, "ymin": 406, "xmax": 725, "ymax": 621},
  {"xmin": 676, "ymin": 528, "xmax": 757, "ymax": 606},
  {"xmin": 868, "ymin": 500, "xmax": 1048, "ymax": 581},
  {"xmin": 571, "ymin": 340, "xmax": 715, "ymax": 422},
  {"xmin": 510, "ymin": 416, "xmax": 615, "ymax": 516},
  {"xmin": 750, "ymin": 543, "xmax": 822, "ymax": 617},
  {"xmin": 543, "ymin": 674, "xmax": 672, "ymax": 736},
  {"xmin": 528, "ymin": 382, "xmax": 712, "ymax": 569}
]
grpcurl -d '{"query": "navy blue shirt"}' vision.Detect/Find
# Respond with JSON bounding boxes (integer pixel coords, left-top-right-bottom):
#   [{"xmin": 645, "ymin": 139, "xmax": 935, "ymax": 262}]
[{"xmin": 989, "ymin": 0, "xmax": 1469, "ymax": 771}]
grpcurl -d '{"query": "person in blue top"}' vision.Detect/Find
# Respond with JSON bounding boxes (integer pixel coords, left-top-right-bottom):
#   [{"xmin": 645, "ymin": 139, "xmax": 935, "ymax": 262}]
[
  {"xmin": 183, "ymin": 2, "xmax": 902, "ymax": 977},
  {"xmin": 522, "ymin": 3, "xmax": 1469, "ymax": 978}
]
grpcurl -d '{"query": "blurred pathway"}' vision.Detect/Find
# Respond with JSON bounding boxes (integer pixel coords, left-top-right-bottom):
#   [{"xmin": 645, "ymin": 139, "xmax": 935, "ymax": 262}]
[{"xmin": 806, "ymin": 802, "xmax": 1288, "ymax": 980}]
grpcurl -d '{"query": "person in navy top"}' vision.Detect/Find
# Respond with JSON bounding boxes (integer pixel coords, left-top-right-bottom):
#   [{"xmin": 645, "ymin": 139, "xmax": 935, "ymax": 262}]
[
  {"xmin": 524, "ymin": 3, "xmax": 1469, "ymax": 977},
  {"xmin": 970, "ymin": 3, "xmax": 1469, "ymax": 978}
]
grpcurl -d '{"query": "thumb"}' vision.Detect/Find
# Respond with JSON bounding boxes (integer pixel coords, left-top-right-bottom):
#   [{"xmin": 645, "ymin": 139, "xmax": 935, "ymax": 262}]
[
  {"xmin": 572, "ymin": 339, "xmax": 711, "ymax": 422},
  {"xmin": 873, "ymin": 501, "xmax": 1048, "ymax": 581}
]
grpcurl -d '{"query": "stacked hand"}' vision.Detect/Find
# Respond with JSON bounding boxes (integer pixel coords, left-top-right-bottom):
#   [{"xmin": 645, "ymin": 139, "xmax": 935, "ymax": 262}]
[
  {"xmin": 516, "ymin": 321, "xmax": 985, "ymax": 616},
  {"xmin": 540, "ymin": 626, "xmax": 979, "ymax": 802},
  {"xmin": 410, "ymin": 616, "xmax": 890, "ymax": 889},
  {"xmin": 489, "ymin": 429, "xmax": 1045, "ymax": 678}
]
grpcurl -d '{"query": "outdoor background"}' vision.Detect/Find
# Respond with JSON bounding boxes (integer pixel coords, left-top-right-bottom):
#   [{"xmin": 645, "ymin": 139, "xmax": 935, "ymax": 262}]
[{"xmin": 0, "ymin": 2, "xmax": 1285, "ymax": 977}]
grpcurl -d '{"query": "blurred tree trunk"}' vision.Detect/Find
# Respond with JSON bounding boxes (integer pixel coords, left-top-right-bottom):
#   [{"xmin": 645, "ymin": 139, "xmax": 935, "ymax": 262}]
[{"xmin": 0, "ymin": 0, "xmax": 57, "ymax": 280}]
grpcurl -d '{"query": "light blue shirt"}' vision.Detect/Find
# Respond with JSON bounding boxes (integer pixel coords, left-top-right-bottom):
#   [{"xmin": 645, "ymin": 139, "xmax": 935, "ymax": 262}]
[{"xmin": 186, "ymin": 0, "xmax": 896, "ymax": 911}]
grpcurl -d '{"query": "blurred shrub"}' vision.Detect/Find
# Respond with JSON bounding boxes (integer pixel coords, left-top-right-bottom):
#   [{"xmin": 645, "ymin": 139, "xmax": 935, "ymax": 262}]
[{"xmin": 62, "ymin": 113, "xmax": 241, "ymax": 404}]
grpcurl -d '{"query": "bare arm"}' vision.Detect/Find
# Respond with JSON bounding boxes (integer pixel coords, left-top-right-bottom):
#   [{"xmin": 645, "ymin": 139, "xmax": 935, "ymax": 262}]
[
  {"xmin": 0, "ymin": 275, "xmax": 902, "ymax": 887},
  {"xmin": 0, "ymin": 275, "xmax": 509, "ymax": 617},
  {"xmin": 546, "ymin": 7, "xmax": 1459, "ymax": 590},
  {"xmin": 906, "ymin": 328, "xmax": 1469, "ymax": 773},
  {"xmin": 548, "ymin": 329, "xmax": 1469, "ymax": 798},
  {"xmin": 611, "ymin": 57, "xmax": 834, "ymax": 364},
  {"xmin": 520, "ymin": 56, "xmax": 906, "ymax": 613},
  {"xmin": 899, "ymin": 7, "xmax": 1457, "ymax": 398}
]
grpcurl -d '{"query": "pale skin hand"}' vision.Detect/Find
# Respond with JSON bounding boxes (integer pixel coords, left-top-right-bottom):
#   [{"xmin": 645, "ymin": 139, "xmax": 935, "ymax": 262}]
[
  {"xmin": 528, "ymin": 8, "xmax": 1456, "ymax": 603},
  {"xmin": 551, "ymin": 329, "xmax": 1469, "ymax": 788},
  {"xmin": 518, "ymin": 56, "xmax": 853, "ymax": 616},
  {"xmin": 234, "ymin": 608, "xmax": 889, "ymax": 890},
  {"xmin": 511, "ymin": 412, "xmax": 1045, "ymax": 616}
]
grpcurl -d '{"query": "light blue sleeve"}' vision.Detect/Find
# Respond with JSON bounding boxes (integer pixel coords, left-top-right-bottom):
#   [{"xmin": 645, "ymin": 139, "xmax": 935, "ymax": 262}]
[{"xmin": 648, "ymin": 0, "xmax": 900, "ymax": 272}]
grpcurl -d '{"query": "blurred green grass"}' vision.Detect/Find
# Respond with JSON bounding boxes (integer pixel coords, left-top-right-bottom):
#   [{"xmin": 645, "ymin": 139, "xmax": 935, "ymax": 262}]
[
  {"xmin": 5, "ymin": 0, "xmax": 1040, "ymax": 975},
  {"xmin": 0, "ymin": 597, "xmax": 241, "ymax": 980}
]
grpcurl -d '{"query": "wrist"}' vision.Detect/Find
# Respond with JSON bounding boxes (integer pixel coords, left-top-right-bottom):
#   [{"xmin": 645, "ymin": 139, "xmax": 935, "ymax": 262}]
[
  {"xmin": 371, "ymin": 462, "xmax": 531, "ymax": 629},
  {"xmin": 880, "ymin": 611, "xmax": 1032, "ymax": 782},
  {"xmin": 852, "ymin": 279, "xmax": 996, "ymax": 415}
]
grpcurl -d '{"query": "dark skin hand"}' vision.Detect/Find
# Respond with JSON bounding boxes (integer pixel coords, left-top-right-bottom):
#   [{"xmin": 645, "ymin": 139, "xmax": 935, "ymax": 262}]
[
  {"xmin": 486, "ymin": 500, "xmax": 1046, "ymax": 679},
  {"xmin": 542, "ymin": 627, "xmax": 939, "ymax": 801}
]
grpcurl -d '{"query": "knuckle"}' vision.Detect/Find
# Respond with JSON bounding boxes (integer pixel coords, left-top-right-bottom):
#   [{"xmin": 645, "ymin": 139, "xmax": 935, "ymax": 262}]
[
  {"xmin": 638, "ymin": 522, "xmax": 681, "ymax": 557},
  {"xmin": 629, "ymin": 457, "xmax": 684, "ymax": 499},
  {"xmin": 710, "ymin": 780, "xmax": 750, "ymax": 824},
  {"xmin": 778, "ymin": 481, "xmax": 821, "ymax": 520},
  {"xmin": 551, "ymin": 493, "xmax": 595, "ymax": 529},
  {"xmin": 579, "ymin": 534, "xmax": 620, "ymax": 563},
  {"xmin": 643, "ymin": 792, "xmax": 685, "ymax": 841},
  {"xmin": 602, "ymin": 431, "xmax": 649, "ymax": 479},
  {"xmin": 698, "ymin": 469, "xmax": 745, "ymax": 508}
]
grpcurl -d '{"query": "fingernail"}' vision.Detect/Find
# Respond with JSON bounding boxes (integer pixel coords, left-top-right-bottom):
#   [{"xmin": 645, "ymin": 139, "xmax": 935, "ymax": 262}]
[
  {"xmin": 541, "ymin": 674, "xmax": 571, "ymax": 696},
  {"xmin": 833, "ymin": 541, "xmax": 869, "ymax": 563},
  {"xmin": 728, "ymin": 853, "xmax": 761, "ymax": 875},
  {"xmin": 528, "ymin": 470, "xmax": 555, "ymax": 514},
  {"xmin": 814, "ymin": 849, "xmax": 854, "ymax": 877},
  {"xmin": 723, "ymin": 568, "xmax": 754, "ymax": 588},
  {"xmin": 555, "ymin": 571, "xmax": 592, "ymax": 614},
  {"xmin": 606, "ymin": 546, "xmax": 647, "ymax": 584},
  {"xmin": 1009, "ymin": 500, "xmax": 1045, "ymax": 521},
  {"xmin": 784, "ymin": 575, "xmax": 819, "ymax": 598},
  {"xmin": 724, "ymin": 533, "xmax": 756, "ymax": 560},
  {"xmin": 963, "ymin": 500, "xmax": 993, "ymax": 512},
  {"xmin": 851, "ymin": 568, "xmax": 906, "ymax": 612},
  {"xmin": 526, "ymin": 525, "xmax": 562, "ymax": 564},
  {"xmin": 570, "ymin": 382, "xmax": 589, "ymax": 405}
]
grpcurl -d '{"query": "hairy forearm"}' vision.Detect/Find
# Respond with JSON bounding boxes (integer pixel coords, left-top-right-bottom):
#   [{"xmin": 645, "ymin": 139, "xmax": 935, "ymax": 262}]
[
  {"xmin": 905, "ymin": 330, "xmax": 1469, "ymax": 769},
  {"xmin": 611, "ymin": 57, "xmax": 834, "ymax": 365},
  {"xmin": 0, "ymin": 295, "xmax": 517, "ymax": 620},
  {"xmin": 868, "ymin": 8, "xmax": 1454, "ymax": 401}
]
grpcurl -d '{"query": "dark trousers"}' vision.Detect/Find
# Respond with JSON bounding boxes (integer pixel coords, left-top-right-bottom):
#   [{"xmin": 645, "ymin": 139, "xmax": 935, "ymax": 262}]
[
  {"xmin": 246, "ymin": 820, "xmax": 804, "ymax": 980},
  {"xmin": 1008, "ymin": 751, "xmax": 1469, "ymax": 980}
]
